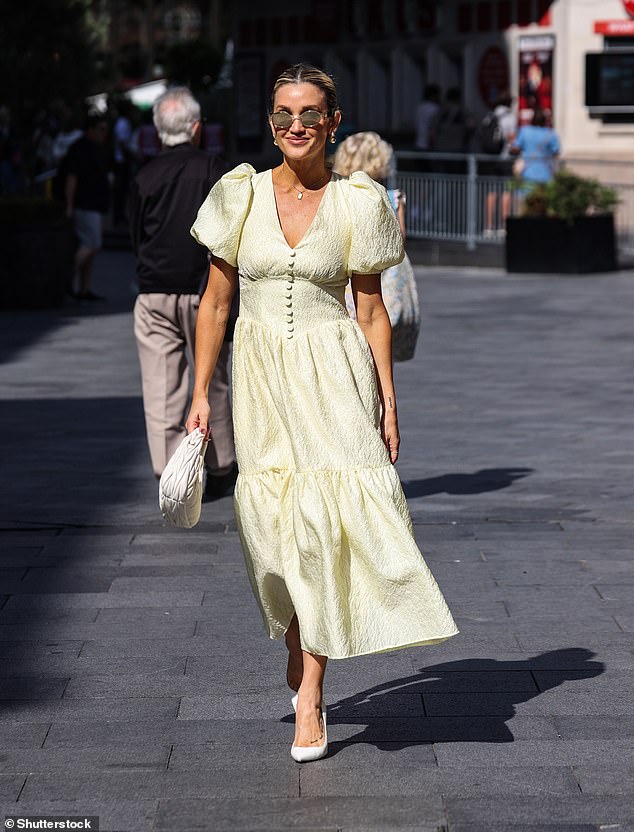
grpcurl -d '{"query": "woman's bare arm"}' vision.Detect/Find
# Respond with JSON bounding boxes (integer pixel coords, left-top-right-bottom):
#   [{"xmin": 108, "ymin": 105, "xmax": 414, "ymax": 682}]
[
  {"xmin": 352, "ymin": 273, "xmax": 399, "ymax": 463},
  {"xmin": 186, "ymin": 255, "xmax": 238, "ymax": 436}
]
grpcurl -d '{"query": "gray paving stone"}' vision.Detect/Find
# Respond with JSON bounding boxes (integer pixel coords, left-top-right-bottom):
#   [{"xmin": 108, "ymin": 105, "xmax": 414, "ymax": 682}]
[
  {"xmin": 448, "ymin": 825, "xmax": 598, "ymax": 832},
  {"xmin": 108, "ymin": 576, "xmax": 228, "ymax": 593},
  {"xmin": 423, "ymin": 688, "xmax": 634, "ymax": 716},
  {"xmin": 425, "ymin": 715, "xmax": 557, "ymax": 741},
  {"xmin": 4, "ymin": 591, "xmax": 206, "ymax": 608},
  {"xmin": 444, "ymin": 795, "xmax": 634, "ymax": 826},
  {"xmin": 3, "ymin": 256, "xmax": 634, "ymax": 828},
  {"xmin": 301, "ymin": 751, "xmax": 578, "ymax": 798},
  {"xmin": 573, "ymin": 765, "xmax": 634, "ymax": 795},
  {"xmin": 434, "ymin": 739, "xmax": 634, "ymax": 767},
  {"xmin": 20, "ymin": 768, "xmax": 299, "ymax": 800},
  {"xmin": 5, "ymin": 800, "xmax": 159, "ymax": 832},
  {"xmin": 0, "ymin": 678, "xmax": 67, "ymax": 700},
  {"xmin": 178, "ymin": 691, "xmax": 424, "ymax": 721},
  {"xmin": 0, "ymin": 697, "xmax": 179, "ymax": 723},
  {"xmin": 0, "ymin": 723, "xmax": 51, "ymax": 747},
  {"xmin": 1, "ymin": 655, "xmax": 186, "ymax": 677},
  {"xmin": 0, "ymin": 621, "xmax": 197, "ymax": 639},
  {"xmin": 152, "ymin": 796, "xmax": 446, "ymax": 831},
  {"xmin": 0, "ymin": 744, "xmax": 170, "ymax": 772},
  {"xmin": 0, "ymin": 608, "xmax": 100, "ymax": 624},
  {"xmin": 533, "ymin": 670, "xmax": 634, "ymax": 693},
  {"xmin": 0, "ymin": 641, "xmax": 82, "ymax": 658},
  {"xmin": 554, "ymin": 715, "xmax": 634, "ymax": 739},
  {"xmin": 0, "ymin": 773, "xmax": 27, "ymax": 800},
  {"xmin": 93, "ymin": 606, "xmax": 247, "ymax": 625}
]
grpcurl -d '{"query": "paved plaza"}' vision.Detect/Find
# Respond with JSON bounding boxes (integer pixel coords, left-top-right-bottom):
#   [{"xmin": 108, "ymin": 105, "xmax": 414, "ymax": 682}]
[{"xmin": 0, "ymin": 252, "xmax": 633, "ymax": 831}]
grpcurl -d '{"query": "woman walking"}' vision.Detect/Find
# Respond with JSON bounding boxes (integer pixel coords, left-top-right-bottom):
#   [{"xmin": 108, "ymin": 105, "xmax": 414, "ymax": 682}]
[{"xmin": 187, "ymin": 64, "xmax": 459, "ymax": 763}]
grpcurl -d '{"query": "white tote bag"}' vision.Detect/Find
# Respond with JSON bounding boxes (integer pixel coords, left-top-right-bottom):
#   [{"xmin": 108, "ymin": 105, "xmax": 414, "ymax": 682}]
[{"xmin": 159, "ymin": 430, "xmax": 208, "ymax": 528}]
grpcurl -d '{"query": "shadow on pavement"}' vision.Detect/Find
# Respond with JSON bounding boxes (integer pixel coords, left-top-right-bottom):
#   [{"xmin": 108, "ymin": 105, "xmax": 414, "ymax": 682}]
[
  {"xmin": 402, "ymin": 467, "xmax": 533, "ymax": 498},
  {"xmin": 284, "ymin": 648, "xmax": 604, "ymax": 756}
]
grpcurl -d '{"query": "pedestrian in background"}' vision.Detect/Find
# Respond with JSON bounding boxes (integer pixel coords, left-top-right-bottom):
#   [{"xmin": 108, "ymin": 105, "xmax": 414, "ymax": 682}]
[
  {"xmin": 63, "ymin": 113, "xmax": 110, "ymax": 301},
  {"xmin": 415, "ymin": 83, "xmax": 441, "ymax": 154},
  {"xmin": 334, "ymin": 131, "xmax": 420, "ymax": 362},
  {"xmin": 129, "ymin": 109, "xmax": 161, "ymax": 169},
  {"xmin": 512, "ymin": 108, "xmax": 561, "ymax": 187},
  {"xmin": 482, "ymin": 89, "xmax": 518, "ymax": 237},
  {"xmin": 430, "ymin": 86, "xmax": 476, "ymax": 160},
  {"xmin": 112, "ymin": 100, "xmax": 135, "ymax": 227},
  {"xmin": 128, "ymin": 87, "xmax": 236, "ymax": 494}
]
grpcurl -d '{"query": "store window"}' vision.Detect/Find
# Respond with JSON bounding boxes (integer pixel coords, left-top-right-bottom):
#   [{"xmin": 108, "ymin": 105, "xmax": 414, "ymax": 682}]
[{"xmin": 585, "ymin": 39, "xmax": 634, "ymax": 124}]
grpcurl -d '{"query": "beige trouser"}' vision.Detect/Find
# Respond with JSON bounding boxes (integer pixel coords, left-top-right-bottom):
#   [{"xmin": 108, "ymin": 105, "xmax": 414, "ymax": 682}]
[{"xmin": 134, "ymin": 293, "xmax": 236, "ymax": 477}]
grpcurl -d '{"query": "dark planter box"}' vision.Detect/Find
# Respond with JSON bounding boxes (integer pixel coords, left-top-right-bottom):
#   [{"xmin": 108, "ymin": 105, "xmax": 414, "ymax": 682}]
[
  {"xmin": 0, "ymin": 222, "xmax": 76, "ymax": 309},
  {"xmin": 506, "ymin": 214, "xmax": 617, "ymax": 274}
]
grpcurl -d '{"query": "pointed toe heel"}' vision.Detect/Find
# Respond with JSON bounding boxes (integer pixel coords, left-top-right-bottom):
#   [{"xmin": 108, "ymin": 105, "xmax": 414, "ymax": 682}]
[{"xmin": 290, "ymin": 696, "xmax": 328, "ymax": 763}]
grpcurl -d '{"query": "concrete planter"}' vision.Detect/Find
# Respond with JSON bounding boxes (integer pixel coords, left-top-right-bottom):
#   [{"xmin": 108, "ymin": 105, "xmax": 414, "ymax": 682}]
[{"xmin": 505, "ymin": 215, "xmax": 617, "ymax": 274}]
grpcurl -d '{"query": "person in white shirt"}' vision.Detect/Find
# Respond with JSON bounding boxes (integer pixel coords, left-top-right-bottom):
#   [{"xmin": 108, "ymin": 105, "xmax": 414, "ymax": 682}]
[
  {"xmin": 483, "ymin": 90, "xmax": 518, "ymax": 237},
  {"xmin": 415, "ymin": 84, "xmax": 441, "ymax": 153}
]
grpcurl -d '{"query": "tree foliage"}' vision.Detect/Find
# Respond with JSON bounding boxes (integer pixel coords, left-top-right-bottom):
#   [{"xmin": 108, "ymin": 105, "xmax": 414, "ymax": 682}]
[
  {"xmin": 163, "ymin": 39, "xmax": 224, "ymax": 92},
  {"xmin": 0, "ymin": 0, "xmax": 98, "ymax": 188}
]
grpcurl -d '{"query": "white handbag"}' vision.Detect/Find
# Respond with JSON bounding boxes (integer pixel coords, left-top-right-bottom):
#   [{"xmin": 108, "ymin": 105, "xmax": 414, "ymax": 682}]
[{"xmin": 159, "ymin": 430, "xmax": 208, "ymax": 528}]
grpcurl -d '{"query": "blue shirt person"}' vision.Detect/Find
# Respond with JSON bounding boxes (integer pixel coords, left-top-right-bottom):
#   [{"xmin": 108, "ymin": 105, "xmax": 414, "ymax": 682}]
[{"xmin": 513, "ymin": 110, "xmax": 561, "ymax": 184}]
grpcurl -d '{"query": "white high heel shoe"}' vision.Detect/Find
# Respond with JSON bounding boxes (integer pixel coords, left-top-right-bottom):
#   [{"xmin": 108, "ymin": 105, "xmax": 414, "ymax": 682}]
[{"xmin": 290, "ymin": 693, "xmax": 328, "ymax": 763}]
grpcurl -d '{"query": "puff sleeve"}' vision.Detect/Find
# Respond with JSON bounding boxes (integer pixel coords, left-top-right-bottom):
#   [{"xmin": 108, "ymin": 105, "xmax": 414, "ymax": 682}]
[
  {"xmin": 190, "ymin": 162, "xmax": 255, "ymax": 267},
  {"xmin": 345, "ymin": 171, "xmax": 405, "ymax": 276}
]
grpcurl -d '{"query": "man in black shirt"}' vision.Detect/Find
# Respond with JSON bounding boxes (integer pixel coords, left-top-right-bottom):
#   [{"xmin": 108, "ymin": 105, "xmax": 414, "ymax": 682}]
[
  {"xmin": 64, "ymin": 114, "xmax": 110, "ymax": 300},
  {"xmin": 128, "ymin": 87, "xmax": 236, "ymax": 489}
]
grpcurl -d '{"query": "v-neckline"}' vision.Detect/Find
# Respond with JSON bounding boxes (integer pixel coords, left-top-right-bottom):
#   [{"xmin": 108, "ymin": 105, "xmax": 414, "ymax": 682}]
[{"xmin": 270, "ymin": 169, "xmax": 332, "ymax": 251}]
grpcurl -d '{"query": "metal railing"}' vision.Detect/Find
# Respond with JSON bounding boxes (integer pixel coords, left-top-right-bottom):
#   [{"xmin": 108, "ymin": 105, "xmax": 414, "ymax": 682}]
[{"xmin": 394, "ymin": 151, "xmax": 634, "ymax": 257}]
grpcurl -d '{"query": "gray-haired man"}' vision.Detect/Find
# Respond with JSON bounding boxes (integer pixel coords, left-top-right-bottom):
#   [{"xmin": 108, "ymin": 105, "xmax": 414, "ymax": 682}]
[{"xmin": 129, "ymin": 87, "xmax": 236, "ymax": 494}]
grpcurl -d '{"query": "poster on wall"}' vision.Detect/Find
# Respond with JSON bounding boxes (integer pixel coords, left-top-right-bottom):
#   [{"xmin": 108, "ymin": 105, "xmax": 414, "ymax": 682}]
[{"xmin": 518, "ymin": 34, "xmax": 555, "ymax": 126}]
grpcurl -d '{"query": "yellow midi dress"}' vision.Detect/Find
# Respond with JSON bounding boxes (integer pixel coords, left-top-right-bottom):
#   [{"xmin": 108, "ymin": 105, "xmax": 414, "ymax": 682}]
[{"xmin": 191, "ymin": 163, "xmax": 459, "ymax": 659}]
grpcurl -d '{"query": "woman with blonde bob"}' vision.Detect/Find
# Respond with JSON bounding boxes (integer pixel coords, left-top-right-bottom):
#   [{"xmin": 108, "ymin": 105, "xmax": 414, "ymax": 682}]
[
  {"xmin": 334, "ymin": 131, "xmax": 420, "ymax": 361},
  {"xmin": 187, "ymin": 63, "xmax": 458, "ymax": 763}
]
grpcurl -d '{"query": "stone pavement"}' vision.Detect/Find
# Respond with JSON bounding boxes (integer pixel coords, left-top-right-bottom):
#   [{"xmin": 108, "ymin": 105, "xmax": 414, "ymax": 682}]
[{"xmin": 0, "ymin": 252, "xmax": 633, "ymax": 832}]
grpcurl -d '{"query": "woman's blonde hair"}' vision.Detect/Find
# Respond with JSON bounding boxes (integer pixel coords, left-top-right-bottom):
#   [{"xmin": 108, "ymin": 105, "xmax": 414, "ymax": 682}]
[
  {"xmin": 333, "ymin": 131, "xmax": 394, "ymax": 181},
  {"xmin": 271, "ymin": 63, "xmax": 339, "ymax": 115}
]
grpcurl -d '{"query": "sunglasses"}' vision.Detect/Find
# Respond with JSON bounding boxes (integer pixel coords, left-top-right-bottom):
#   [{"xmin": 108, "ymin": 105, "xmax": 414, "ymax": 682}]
[{"xmin": 270, "ymin": 110, "xmax": 328, "ymax": 129}]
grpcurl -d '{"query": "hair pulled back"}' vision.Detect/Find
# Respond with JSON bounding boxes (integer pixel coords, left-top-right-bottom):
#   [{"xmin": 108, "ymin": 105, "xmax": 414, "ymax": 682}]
[{"xmin": 271, "ymin": 63, "xmax": 339, "ymax": 115}]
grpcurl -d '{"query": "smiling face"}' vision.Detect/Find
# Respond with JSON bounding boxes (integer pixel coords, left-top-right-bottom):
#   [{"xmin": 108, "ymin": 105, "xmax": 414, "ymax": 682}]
[{"xmin": 270, "ymin": 82, "xmax": 340, "ymax": 165}]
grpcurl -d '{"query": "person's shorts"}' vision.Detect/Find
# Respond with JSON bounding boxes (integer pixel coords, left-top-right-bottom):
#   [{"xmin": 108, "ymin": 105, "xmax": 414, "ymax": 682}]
[{"xmin": 73, "ymin": 209, "xmax": 103, "ymax": 250}]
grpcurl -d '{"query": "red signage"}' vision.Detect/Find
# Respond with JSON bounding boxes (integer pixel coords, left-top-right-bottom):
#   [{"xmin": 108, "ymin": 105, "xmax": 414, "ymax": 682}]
[
  {"xmin": 594, "ymin": 19, "xmax": 634, "ymax": 34},
  {"xmin": 624, "ymin": 0, "xmax": 634, "ymax": 18},
  {"xmin": 478, "ymin": 46, "xmax": 510, "ymax": 108}
]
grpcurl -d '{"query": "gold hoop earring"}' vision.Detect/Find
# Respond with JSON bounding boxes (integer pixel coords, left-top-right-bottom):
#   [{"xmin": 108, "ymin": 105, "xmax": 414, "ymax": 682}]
[
  {"xmin": 329, "ymin": 134, "xmax": 336, "ymax": 144},
  {"xmin": 273, "ymin": 137, "xmax": 278, "ymax": 146}
]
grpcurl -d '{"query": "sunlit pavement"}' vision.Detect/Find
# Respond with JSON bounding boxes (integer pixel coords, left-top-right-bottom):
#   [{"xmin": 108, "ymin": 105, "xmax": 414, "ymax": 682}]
[{"xmin": 1, "ymin": 251, "xmax": 633, "ymax": 831}]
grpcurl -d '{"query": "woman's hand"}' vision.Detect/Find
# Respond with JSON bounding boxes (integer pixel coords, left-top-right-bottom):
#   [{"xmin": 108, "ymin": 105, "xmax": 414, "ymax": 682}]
[
  {"xmin": 381, "ymin": 409, "xmax": 400, "ymax": 464},
  {"xmin": 186, "ymin": 396, "xmax": 211, "ymax": 438}
]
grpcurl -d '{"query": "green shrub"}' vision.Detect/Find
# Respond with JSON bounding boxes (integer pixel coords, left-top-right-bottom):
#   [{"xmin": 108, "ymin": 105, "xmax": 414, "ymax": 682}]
[{"xmin": 523, "ymin": 169, "xmax": 619, "ymax": 224}]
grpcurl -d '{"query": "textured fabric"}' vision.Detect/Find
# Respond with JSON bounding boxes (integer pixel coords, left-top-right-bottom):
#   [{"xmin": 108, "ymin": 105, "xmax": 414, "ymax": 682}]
[
  {"xmin": 345, "ymin": 188, "xmax": 420, "ymax": 362},
  {"xmin": 191, "ymin": 163, "xmax": 459, "ymax": 658},
  {"xmin": 159, "ymin": 429, "xmax": 207, "ymax": 528},
  {"xmin": 134, "ymin": 293, "xmax": 235, "ymax": 477}
]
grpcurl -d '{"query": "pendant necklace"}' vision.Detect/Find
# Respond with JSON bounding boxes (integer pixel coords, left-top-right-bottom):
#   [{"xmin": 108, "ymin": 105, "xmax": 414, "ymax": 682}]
[{"xmin": 283, "ymin": 168, "xmax": 330, "ymax": 200}]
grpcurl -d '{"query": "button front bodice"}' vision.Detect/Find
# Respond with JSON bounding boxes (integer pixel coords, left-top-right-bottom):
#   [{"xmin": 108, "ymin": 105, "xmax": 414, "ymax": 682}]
[{"xmin": 238, "ymin": 275, "xmax": 349, "ymax": 339}]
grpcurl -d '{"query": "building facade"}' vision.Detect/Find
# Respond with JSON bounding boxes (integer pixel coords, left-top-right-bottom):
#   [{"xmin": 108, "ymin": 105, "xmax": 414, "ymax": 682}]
[{"xmin": 231, "ymin": 0, "xmax": 634, "ymax": 168}]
